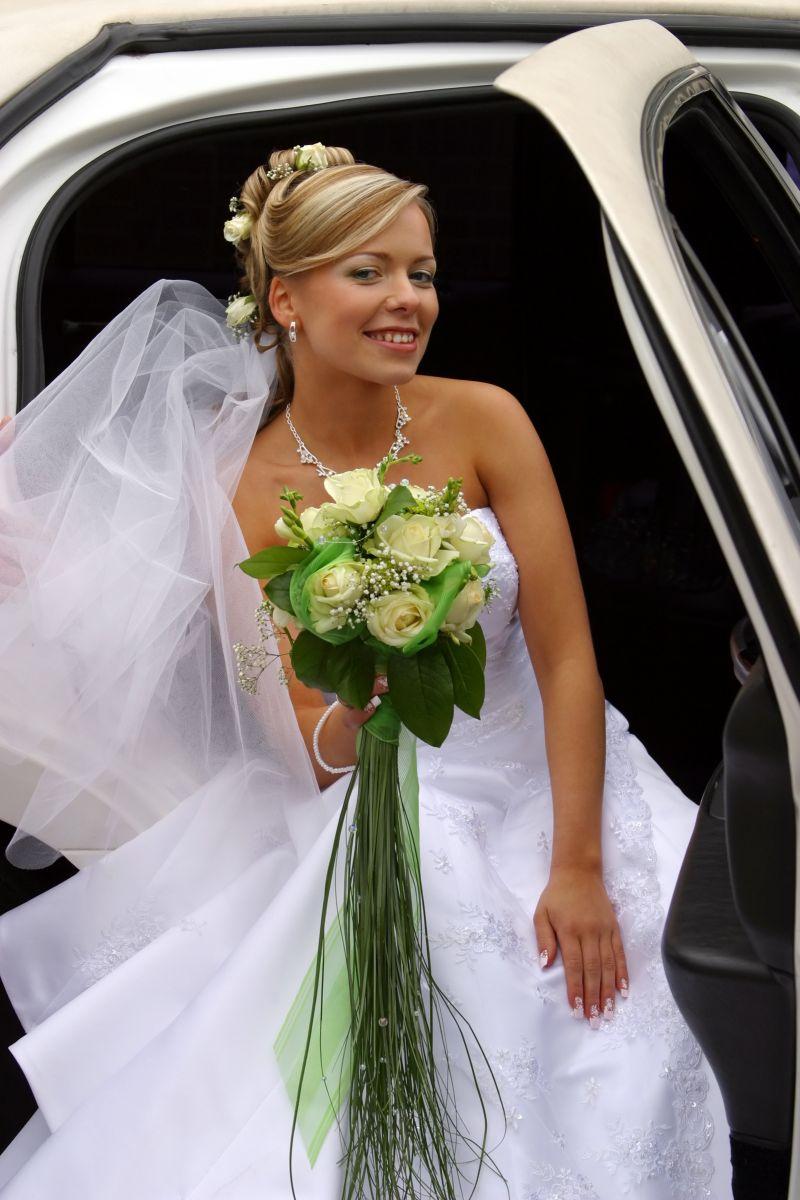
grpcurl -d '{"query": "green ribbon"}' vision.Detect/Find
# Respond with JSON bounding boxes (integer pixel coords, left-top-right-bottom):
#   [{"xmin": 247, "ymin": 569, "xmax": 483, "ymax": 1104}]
[{"xmin": 273, "ymin": 716, "xmax": 420, "ymax": 1166}]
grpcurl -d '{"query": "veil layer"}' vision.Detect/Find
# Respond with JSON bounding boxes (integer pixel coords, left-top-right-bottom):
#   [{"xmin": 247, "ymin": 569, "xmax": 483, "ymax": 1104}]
[{"xmin": 0, "ymin": 279, "xmax": 319, "ymax": 870}]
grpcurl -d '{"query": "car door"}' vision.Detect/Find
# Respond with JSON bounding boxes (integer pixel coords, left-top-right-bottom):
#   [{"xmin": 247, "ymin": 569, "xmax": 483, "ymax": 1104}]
[{"xmin": 496, "ymin": 18, "xmax": 800, "ymax": 1198}]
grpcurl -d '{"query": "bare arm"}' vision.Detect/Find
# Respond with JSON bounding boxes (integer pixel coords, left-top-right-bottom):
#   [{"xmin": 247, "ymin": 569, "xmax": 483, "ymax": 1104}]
[{"xmin": 470, "ymin": 382, "xmax": 629, "ymax": 1024}]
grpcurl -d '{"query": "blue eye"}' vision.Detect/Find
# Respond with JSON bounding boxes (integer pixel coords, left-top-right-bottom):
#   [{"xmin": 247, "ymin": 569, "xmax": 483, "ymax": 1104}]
[
  {"xmin": 411, "ymin": 271, "xmax": 436, "ymax": 285},
  {"xmin": 351, "ymin": 268, "xmax": 379, "ymax": 281}
]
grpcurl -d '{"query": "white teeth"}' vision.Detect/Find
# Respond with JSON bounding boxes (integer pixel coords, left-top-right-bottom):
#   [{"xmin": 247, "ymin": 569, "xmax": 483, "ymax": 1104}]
[{"xmin": 367, "ymin": 331, "xmax": 415, "ymax": 344}]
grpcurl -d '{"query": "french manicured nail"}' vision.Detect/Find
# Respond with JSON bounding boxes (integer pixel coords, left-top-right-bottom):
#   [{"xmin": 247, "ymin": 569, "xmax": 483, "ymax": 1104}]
[
  {"xmin": 620, "ymin": 978, "xmax": 629, "ymax": 999},
  {"xmin": 367, "ymin": 695, "xmax": 381, "ymax": 709},
  {"xmin": 589, "ymin": 1003, "xmax": 601, "ymax": 1030},
  {"xmin": 603, "ymin": 997, "xmax": 614, "ymax": 1021},
  {"xmin": 538, "ymin": 949, "xmax": 549, "ymax": 969},
  {"xmin": 571, "ymin": 996, "xmax": 584, "ymax": 1020}
]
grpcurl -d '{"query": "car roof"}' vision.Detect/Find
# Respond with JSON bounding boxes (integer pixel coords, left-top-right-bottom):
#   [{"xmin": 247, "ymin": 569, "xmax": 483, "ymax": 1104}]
[{"xmin": 5, "ymin": 0, "xmax": 800, "ymax": 112}]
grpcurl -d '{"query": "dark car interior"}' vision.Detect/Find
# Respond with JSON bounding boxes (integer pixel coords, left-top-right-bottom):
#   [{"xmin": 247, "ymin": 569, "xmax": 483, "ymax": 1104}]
[{"xmin": 2, "ymin": 84, "xmax": 797, "ymax": 1197}]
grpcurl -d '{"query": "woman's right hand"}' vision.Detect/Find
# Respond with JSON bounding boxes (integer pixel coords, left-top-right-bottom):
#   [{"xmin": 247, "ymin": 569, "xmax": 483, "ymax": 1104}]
[{"xmin": 337, "ymin": 674, "xmax": 390, "ymax": 730}]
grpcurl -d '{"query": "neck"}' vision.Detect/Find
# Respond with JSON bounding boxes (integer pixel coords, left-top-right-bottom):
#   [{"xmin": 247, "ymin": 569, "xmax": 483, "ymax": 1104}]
[{"xmin": 287, "ymin": 367, "xmax": 403, "ymax": 466}]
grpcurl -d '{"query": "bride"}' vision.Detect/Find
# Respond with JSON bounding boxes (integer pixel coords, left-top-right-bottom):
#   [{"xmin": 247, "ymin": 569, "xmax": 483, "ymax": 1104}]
[{"xmin": 0, "ymin": 143, "xmax": 732, "ymax": 1198}]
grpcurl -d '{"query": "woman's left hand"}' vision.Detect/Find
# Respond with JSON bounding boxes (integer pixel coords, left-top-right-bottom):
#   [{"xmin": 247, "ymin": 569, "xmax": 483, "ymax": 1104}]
[{"xmin": 533, "ymin": 865, "xmax": 629, "ymax": 1026}]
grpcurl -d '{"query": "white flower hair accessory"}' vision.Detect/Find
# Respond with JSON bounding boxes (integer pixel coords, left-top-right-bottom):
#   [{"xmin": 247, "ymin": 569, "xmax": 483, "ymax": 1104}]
[
  {"xmin": 223, "ymin": 195, "xmax": 253, "ymax": 248},
  {"xmin": 225, "ymin": 292, "xmax": 258, "ymax": 341},
  {"xmin": 265, "ymin": 142, "xmax": 329, "ymax": 181}
]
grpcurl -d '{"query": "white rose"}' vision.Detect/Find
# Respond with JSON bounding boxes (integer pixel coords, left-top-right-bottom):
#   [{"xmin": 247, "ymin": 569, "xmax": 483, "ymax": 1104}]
[
  {"xmin": 323, "ymin": 468, "xmax": 388, "ymax": 524},
  {"xmin": 446, "ymin": 514, "xmax": 495, "ymax": 565},
  {"xmin": 366, "ymin": 585, "xmax": 434, "ymax": 648},
  {"xmin": 225, "ymin": 293, "xmax": 258, "ymax": 329},
  {"xmin": 274, "ymin": 503, "xmax": 347, "ymax": 547},
  {"xmin": 223, "ymin": 211, "xmax": 253, "ymax": 246},
  {"xmin": 306, "ymin": 561, "xmax": 364, "ymax": 634},
  {"xmin": 364, "ymin": 513, "xmax": 459, "ymax": 579},
  {"xmin": 295, "ymin": 142, "xmax": 328, "ymax": 171},
  {"xmin": 441, "ymin": 579, "xmax": 485, "ymax": 643},
  {"xmin": 434, "ymin": 511, "xmax": 459, "ymax": 541},
  {"xmin": 301, "ymin": 503, "xmax": 348, "ymax": 540}
]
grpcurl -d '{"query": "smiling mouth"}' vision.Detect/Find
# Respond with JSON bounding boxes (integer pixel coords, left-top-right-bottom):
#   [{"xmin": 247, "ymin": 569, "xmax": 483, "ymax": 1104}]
[{"xmin": 364, "ymin": 330, "xmax": 418, "ymax": 345}]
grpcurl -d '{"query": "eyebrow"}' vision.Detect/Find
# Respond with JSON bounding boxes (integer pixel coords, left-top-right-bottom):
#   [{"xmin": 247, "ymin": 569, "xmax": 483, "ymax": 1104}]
[{"xmin": 345, "ymin": 251, "xmax": 437, "ymax": 264}]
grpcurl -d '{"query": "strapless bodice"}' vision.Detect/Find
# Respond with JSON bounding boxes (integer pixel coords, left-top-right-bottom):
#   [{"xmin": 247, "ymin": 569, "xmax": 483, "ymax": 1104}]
[{"xmin": 469, "ymin": 506, "xmax": 519, "ymax": 643}]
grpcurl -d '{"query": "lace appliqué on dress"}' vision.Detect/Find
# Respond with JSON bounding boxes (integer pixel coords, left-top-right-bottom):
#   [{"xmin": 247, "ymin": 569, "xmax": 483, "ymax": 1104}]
[
  {"xmin": 73, "ymin": 898, "xmax": 169, "ymax": 984},
  {"xmin": 589, "ymin": 703, "xmax": 716, "ymax": 1199},
  {"xmin": 431, "ymin": 900, "xmax": 536, "ymax": 970},
  {"xmin": 494, "ymin": 1038, "xmax": 551, "ymax": 1101},
  {"xmin": 526, "ymin": 1163, "xmax": 601, "ymax": 1200}
]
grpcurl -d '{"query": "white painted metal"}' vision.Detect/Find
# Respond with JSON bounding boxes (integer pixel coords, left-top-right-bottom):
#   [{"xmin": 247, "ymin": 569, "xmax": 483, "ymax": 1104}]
[{"xmin": 6, "ymin": 1, "xmax": 800, "ymax": 110}]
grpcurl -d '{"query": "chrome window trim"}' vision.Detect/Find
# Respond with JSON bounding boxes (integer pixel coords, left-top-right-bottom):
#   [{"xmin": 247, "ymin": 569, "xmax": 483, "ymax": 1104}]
[{"xmin": 641, "ymin": 64, "xmax": 800, "ymax": 539}]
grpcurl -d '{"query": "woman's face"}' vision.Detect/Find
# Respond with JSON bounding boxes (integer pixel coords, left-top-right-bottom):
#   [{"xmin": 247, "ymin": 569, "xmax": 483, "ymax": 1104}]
[{"xmin": 277, "ymin": 202, "xmax": 439, "ymax": 387}]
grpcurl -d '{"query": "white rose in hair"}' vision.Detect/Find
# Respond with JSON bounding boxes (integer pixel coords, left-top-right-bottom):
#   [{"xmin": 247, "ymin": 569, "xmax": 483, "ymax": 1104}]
[
  {"xmin": 364, "ymin": 513, "xmax": 459, "ymax": 579},
  {"xmin": 306, "ymin": 561, "xmax": 364, "ymax": 634},
  {"xmin": 225, "ymin": 293, "xmax": 258, "ymax": 328},
  {"xmin": 445, "ymin": 514, "xmax": 495, "ymax": 565},
  {"xmin": 366, "ymin": 586, "xmax": 434, "ymax": 648},
  {"xmin": 295, "ymin": 142, "xmax": 328, "ymax": 171},
  {"xmin": 441, "ymin": 579, "xmax": 485, "ymax": 644},
  {"xmin": 223, "ymin": 212, "xmax": 253, "ymax": 246},
  {"xmin": 323, "ymin": 468, "xmax": 388, "ymax": 524}
]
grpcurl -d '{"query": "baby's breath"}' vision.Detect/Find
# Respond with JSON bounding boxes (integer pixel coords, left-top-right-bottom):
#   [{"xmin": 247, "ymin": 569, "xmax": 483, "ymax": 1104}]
[{"xmin": 233, "ymin": 600, "xmax": 293, "ymax": 694}]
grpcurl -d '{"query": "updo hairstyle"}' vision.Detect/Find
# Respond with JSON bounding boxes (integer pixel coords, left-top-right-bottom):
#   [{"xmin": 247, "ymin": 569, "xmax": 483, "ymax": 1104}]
[{"xmin": 232, "ymin": 146, "xmax": 436, "ymax": 423}]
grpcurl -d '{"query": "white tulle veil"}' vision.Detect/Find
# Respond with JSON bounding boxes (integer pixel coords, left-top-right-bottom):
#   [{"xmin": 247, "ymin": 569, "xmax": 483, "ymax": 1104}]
[{"xmin": 0, "ymin": 278, "xmax": 320, "ymax": 871}]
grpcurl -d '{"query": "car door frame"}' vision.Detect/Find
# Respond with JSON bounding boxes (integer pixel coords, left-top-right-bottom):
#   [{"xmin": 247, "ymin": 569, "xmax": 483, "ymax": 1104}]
[{"xmin": 495, "ymin": 17, "xmax": 800, "ymax": 1190}]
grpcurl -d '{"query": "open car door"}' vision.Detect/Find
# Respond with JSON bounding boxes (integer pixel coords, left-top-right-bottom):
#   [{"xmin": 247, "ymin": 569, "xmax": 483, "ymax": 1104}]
[{"xmin": 496, "ymin": 20, "xmax": 800, "ymax": 1199}]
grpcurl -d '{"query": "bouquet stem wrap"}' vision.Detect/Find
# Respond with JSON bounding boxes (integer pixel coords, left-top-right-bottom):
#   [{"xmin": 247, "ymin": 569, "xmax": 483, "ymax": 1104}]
[{"xmin": 274, "ymin": 697, "xmax": 505, "ymax": 1198}]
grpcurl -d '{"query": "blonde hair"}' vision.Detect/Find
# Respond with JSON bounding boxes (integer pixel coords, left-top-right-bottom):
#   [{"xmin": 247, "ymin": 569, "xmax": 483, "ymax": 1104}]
[{"xmin": 232, "ymin": 146, "xmax": 436, "ymax": 420}]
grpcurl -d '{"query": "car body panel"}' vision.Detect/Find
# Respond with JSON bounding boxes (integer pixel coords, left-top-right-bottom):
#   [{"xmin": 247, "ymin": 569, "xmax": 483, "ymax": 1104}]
[{"xmin": 6, "ymin": 1, "xmax": 800, "ymax": 110}]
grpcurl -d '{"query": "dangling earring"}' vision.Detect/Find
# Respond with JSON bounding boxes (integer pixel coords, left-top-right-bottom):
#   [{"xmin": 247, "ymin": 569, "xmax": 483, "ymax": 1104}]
[{"xmin": 288, "ymin": 321, "xmax": 297, "ymax": 344}]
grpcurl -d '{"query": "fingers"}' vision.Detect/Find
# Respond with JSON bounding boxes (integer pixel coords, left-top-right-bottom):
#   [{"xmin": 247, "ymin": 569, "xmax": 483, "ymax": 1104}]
[
  {"xmin": 612, "ymin": 926, "xmax": 630, "ymax": 999},
  {"xmin": 533, "ymin": 906, "xmax": 556, "ymax": 972},
  {"xmin": 548, "ymin": 925, "xmax": 629, "ymax": 1027},
  {"xmin": 581, "ymin": 936, "xmax": 602, "ymax": 1029},
  {"xmin": 338, "ymin": 675, "xmax": 389, "ymax": 731},
  {"xmin": 600, "ymin": 931, "xmax": 617, "ymax": 1023},
  {"xmin": 560, "ymin": 934, "xmax": 585, "ymax": 1021}
]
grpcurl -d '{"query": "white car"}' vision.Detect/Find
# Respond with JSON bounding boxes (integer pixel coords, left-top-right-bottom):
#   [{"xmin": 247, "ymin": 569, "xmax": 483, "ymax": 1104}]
[{"xmin": 2, "ymin": 5, "xmax": 800, "ymax": 1196}]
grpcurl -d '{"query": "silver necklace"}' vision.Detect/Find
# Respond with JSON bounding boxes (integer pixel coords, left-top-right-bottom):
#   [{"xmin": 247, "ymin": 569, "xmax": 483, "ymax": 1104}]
[{"xmin": 284, "ymin": 386, "xmax": 411, "ymax": 477}]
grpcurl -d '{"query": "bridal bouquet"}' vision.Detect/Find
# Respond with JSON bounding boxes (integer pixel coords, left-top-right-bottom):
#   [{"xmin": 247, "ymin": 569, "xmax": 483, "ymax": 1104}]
[{"xmin": 236, "ymin": 453, "xmax": 506, "ymax": 1198}]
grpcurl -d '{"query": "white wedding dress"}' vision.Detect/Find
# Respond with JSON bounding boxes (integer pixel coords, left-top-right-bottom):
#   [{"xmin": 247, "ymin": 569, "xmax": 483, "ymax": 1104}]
[
  {"xmin": 0, "ymin": 280, "xmax": 732, "ymax": 1198},
  {"xmin": 0, "ymin": 502, "xmax": 733, "ymax": 1198}
]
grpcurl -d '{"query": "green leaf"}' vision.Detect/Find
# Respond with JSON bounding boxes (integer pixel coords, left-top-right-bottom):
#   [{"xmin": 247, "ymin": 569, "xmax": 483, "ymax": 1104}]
[
  {"xmin": 388, "ymin": 645, "xmax": 454, "ymax": 747},
  {"xmin": 289, "ymin": 540, "xmax": 362, "ymax": 646},
  {"xmin": 441, "ymin": 638, "xmax": 485, "ymax": 718},
  {"xmin": 237, "ymin": 545, "xmax": 309, "ymax": 580},
  {"xmin": 265, "ymin": 570, "xmax": 295, "ymax": 615},
  {"xmin": 468, "ymin": 620, "xmax": 487, "ymax": 670},
  {"xmin": 327, "ymin": 640, "xmax": 375, "ymax": 710},
  {"xmin": 291, "ymin": 630, "xmax": 336, "ymax": 692},
  {"xmin": 374, "ymin": 485, "xmax": 415, "ymax": 526},
  {"xmin": 399, "ymin": 560, "xmax": 473, "ymax": 657}
]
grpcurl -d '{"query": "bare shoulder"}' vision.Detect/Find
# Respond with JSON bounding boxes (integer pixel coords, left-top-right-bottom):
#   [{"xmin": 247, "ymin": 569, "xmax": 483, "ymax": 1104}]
[{"xmin": 414, "ymin": 374, "xmax": 529, "ymax": 427}]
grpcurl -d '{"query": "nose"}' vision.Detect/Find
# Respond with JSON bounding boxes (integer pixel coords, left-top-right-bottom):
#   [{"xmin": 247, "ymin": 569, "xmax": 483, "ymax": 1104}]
[{"xmin": 386, "ymin": 272, "xmax": 420, "ymax": 312}]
